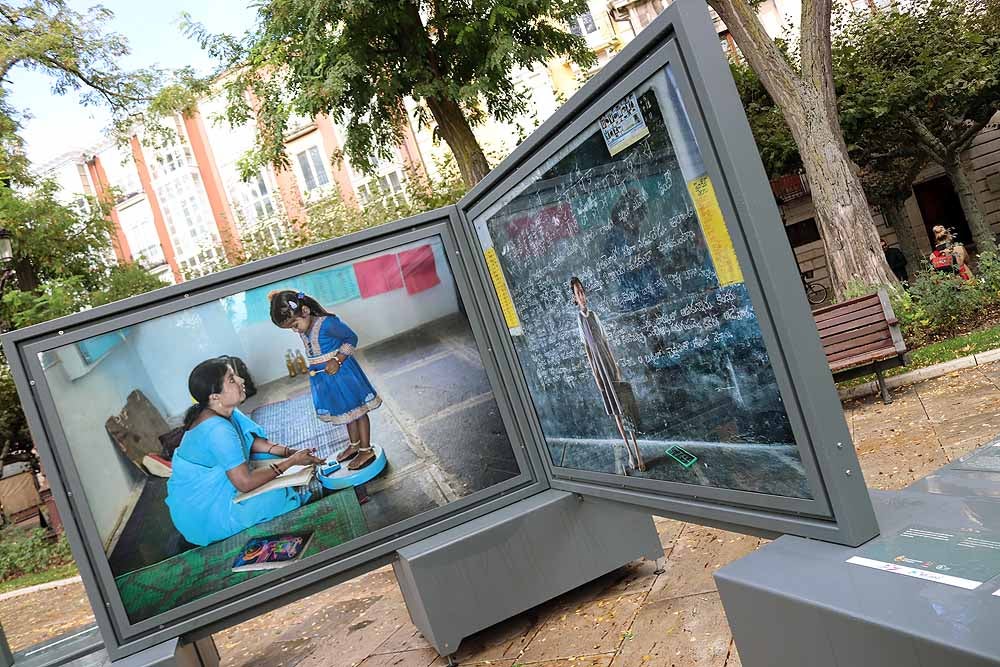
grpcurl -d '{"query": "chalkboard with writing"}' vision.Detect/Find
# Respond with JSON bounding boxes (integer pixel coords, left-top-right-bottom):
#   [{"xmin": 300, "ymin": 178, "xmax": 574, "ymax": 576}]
[{"xmin": 475, "ymin": 81, "xmax": 813, "ymax": 500}]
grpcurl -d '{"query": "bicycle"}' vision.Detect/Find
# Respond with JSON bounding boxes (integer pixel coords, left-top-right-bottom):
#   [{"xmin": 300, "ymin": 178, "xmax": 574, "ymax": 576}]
[{"xmin": 800, "ymin": 270, "xmax": 828, "ymax": 305}]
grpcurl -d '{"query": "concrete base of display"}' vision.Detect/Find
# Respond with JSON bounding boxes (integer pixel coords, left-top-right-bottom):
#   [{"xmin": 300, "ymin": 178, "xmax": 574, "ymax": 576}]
[
  {"xmin": 716, "ymin": 456, "xmax": 1000, "ymax": 667},
  {"xmin": 393, "ymin": 489, "xmax": 663, "ymax": 660},
  {"xmin": 1, "ymin": 628, "xmax": 218, "ymax": 667}
]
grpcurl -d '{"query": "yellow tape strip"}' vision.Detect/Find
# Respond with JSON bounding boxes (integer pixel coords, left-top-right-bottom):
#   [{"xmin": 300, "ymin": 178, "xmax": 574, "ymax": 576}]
[
  {"xmin": 484, "ymin": 247, "xmax": 521, "ymax": 330},
  {"xmin": 687, "ymin": 175, "xmax": 744, "ymax": 286}
]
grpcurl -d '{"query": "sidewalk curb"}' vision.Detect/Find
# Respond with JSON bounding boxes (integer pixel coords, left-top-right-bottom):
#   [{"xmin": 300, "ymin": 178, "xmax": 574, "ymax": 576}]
[
  {"xmin": 0, "ymin": 575, "xmax": 81, "ymax": 602},
  {"xmin": 838, "ymin": 349, "xmax": 1000, "ymax": 402}
]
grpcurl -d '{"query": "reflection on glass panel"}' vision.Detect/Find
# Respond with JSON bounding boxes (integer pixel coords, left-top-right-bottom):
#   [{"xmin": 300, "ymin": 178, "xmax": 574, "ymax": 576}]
[
  {"xmin": 475, "ymin": 66, "xmax": 812, "ymax": 500},
  {"xmin": 39, "ymin": 236, "xmax": 519, "ymax": 623}
]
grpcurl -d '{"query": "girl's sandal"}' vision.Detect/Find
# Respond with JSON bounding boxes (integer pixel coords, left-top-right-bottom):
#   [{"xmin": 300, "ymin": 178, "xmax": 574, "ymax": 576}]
[
  {"xmin": 336, "ymin": 441, "xmax": 362, "ymax": 463},
  {"xmin": 348, "ymin": 447, "xmax": 376, "ymax": 471}
]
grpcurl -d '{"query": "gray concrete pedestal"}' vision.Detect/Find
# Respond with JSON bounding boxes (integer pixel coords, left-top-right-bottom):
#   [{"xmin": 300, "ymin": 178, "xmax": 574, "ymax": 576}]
[
  {"xmin": 716, "ymin": 487, "xmax": 1000, "ymax": 667},
  {"xmin": 1, "ymin": 626, "xmax": 218, "ymax": 667},
  {"xmin": 393, "ymin": 489, "xmax": 663, "ymax": 659}
]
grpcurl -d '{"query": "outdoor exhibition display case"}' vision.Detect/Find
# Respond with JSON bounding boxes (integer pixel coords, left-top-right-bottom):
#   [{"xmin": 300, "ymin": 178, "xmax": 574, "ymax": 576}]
[{"xmin": 1, "ymin": 1, "xmax": 878, "ymax": 663}]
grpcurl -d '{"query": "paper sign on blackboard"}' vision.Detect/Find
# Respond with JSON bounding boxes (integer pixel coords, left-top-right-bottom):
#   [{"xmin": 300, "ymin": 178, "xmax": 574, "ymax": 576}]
[{"xmin": 601, "ymin": 94, "xmax": 650, "ymax": 157}]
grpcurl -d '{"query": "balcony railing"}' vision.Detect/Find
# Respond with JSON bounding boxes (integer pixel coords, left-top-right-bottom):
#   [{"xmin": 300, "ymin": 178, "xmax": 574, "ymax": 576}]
[{"xmin": 771, "ymin": 173, "xmax": 811, "ymax": 203}]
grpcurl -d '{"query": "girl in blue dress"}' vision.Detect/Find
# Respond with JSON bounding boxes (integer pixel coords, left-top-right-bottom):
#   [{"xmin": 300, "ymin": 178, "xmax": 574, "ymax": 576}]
[
  {"xmin": 270, "ymin": 290, "xmax": 382, "ymax": 470},
  {"xmin": 166, "ymin": 357, "xmax": 324, "ymax": 546}
]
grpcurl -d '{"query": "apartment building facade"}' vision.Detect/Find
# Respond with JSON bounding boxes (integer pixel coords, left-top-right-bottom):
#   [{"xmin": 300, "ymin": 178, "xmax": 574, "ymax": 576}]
[{"xmin": 43, "ymin": 1, "xmax": 816, "ymax": 288}]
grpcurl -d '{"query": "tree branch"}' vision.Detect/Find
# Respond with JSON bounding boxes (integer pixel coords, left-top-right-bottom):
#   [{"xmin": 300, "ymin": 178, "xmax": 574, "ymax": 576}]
[
  {"xmin": 707, "ymin": 0, "xmax": 802, "ymax": 111},
  {"xmin": 800, "ymin": 0, "xmax": 836, "ymax": 114},
  {"xmin": 35, "ymin": 54, "xmax": 150, "ymax": 108},
  {"xmin": 871, "ymin": 146, "xmax": 922, "ymax": 161},
  {"xmin": 902, "ymin": 113, "xmax": 948, "ymax": 163},
  {"xmin": 0, "ymin": 57, "xmax": 23, "ymax": 82},
  {"xmin": 951, "ymin": 110, "xmax": 996, "ymax": 153}
]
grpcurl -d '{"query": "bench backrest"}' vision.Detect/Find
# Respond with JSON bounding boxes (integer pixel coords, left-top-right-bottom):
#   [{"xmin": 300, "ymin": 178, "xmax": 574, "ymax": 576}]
[{"xmin": 812, "ymin": 290, "xmax": 906, "ymax": 372}]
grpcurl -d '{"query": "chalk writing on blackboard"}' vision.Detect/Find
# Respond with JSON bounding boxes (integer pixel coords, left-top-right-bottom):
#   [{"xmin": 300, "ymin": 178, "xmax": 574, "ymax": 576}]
[{"xmin": 475, "ymin": 80, "xmax": 812, "ymax": 501}]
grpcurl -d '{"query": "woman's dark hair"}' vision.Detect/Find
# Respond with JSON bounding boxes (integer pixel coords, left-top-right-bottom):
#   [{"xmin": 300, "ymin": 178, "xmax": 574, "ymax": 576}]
[
  {"xmin": 183, "ymin": 357, "xmax": 232, "ymax": 430},
  {"xmin": 569, "ymin": 276, "xmax": 584, "ymax": 295},
  {"xmin": 268, "ymin": 289, "xmax": 331, "ymax": 326}
]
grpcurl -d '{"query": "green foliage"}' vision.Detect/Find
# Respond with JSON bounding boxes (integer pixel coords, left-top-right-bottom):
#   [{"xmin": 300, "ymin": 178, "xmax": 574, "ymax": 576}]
[
  {"xmin": 892, "ymin": 270, "xmax": 979, "ymax": 347},
  {"xmin": 172, "ymin": 0, "xmax": 595, "ymax": 186},
  {"xmin": 91, "ymin": 263, "xmax": 170, "ymax": 308},
  {"xmin": 847, "ymin": 252, "xmax": 1000, "ymax": 350},
  {"xmin": 0, "ymin": 527, "xmax": 73, "ymax": 582},
  {"xmin": 0, "ymin": 2, "xmax": 170, "ymax": 472},
  {"xmin": 834, "ymin": 0, "xmax": 1000, "ymax": 191},
  {"xmin": 198, "ymin": 158, "xmax": 470, "ymax": 276},
  {"xmin": 729, "ymin": 56, "xmax": 800, "ymax": 179},
  {"xmin": 1, "ymin": 1, "xmax": 163, "ymax": 143}
]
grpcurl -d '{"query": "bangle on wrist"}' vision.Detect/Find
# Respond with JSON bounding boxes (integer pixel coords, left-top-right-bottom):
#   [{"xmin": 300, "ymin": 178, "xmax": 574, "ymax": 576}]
[{"xmin": 269, "ymin": 463, "xmax": 281, "ymax": 477}]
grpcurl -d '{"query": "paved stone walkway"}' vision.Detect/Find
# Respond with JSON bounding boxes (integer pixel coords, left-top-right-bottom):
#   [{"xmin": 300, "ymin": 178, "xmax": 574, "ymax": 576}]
[{"xmin": 5, "ymin": 362, "xmax": 1000, "ymax": 666}]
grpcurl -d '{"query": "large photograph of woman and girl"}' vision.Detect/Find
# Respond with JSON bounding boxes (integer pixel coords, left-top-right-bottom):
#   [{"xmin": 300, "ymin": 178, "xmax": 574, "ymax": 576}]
[{"xmin": 39, "ymin": 237, "xmax": 521, "ymax": 623}]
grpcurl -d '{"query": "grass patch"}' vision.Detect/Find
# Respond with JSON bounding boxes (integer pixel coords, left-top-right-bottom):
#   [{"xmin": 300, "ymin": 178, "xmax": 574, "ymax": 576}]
[
  {"xmin": 0, "ymin": 562, "xmax": 78, "ymax": 595},
  {"xmin": 838, "ymin": 322, "xmax": 1000, "ymax": 390},
  {"xmin": 0, "ymin": 525, "xmax": 75, "ymax": 594}
]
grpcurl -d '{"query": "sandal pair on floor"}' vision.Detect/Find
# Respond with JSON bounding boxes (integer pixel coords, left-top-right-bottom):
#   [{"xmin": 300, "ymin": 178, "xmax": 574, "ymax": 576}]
[{"xmin": 336, "ymin": 440, "xmax": 377, "ymax": 470}]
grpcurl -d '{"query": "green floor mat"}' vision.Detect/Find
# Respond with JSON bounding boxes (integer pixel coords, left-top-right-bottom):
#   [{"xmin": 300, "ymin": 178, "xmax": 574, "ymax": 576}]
[{"xmin": 114, "ymin": 488, "xmax": 367, "ymax": 623}]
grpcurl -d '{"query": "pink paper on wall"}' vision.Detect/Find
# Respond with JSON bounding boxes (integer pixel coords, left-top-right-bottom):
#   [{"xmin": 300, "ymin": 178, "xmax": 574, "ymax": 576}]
[
  {"xmin": 398, "ymin": 245, "xmax": 441, "ymax": 295},
  {"xmin": 353, "ymin": 254, "xmax": 403, "ymax": 298},
  {"xmin": 505, "ymin": 201, "xmax": 578, "ymax": 259}
]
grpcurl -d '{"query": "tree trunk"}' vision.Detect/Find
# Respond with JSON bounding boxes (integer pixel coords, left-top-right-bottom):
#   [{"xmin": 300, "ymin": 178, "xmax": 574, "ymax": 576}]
[
  {"xmin": 881, "ymin": 198, "xmax": 922, "ymax": 276},
  {"xmin": 943, "ymin": 155, "xmax": 995, "ymax": 252},
  {"xmin": 424, "ymin": 95, "xmax": 491, "ymax": 188},
  {"xmin": 787, "ymin": 94, "xmax": 898, "ymax": 298},
  {"xmin": 708, "ymin": 0, "xmax": 897, "ymax": 299},
  {"xmin": 14, "ymin": 258, "xmax": 39, "ymax": 293}
]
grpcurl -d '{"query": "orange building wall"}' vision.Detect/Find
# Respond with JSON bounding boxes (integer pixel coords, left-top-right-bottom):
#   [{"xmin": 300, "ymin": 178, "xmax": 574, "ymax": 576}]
[
  {"xmin": 129, "ymin": 136, "xmax": 183, "ymax": 282},
  {"xmin": 86, "ymin": 156, "xmax": 132, "ymax": 263},
  {"xmin": 314, "ymin": 115, "xmax": 359, "ymax": 207},
  {"xmin": 183, "ymin": 112, "xmax": 243, "ymax": 261}
]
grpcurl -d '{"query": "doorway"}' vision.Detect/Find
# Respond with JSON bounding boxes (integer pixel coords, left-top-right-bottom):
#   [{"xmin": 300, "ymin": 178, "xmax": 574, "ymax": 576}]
[{"xmin": 913, "ymin": 175, "xmax": 973, "ymax": 249}]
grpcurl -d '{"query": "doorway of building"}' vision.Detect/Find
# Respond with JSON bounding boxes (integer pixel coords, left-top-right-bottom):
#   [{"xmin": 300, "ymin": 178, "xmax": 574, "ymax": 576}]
[{"xmin": 913, "ymin": 175, "xmax": 973, "ymax": 249}]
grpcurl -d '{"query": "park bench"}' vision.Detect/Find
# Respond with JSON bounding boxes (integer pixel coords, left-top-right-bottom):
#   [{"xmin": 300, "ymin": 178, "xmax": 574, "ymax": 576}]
[{"xmin": 813, "ymin": 289, "xmax": 907, "ymax": 404}]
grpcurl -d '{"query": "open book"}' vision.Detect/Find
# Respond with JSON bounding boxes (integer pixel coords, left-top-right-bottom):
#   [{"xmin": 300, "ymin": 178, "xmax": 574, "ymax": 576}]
[
  {"xmin": 231, "ymin": 532, "xmax": 314, "ymax": 572},
  {"xmin": 233, "ymin": 458, "xmax": 314, "ymax": 503}
]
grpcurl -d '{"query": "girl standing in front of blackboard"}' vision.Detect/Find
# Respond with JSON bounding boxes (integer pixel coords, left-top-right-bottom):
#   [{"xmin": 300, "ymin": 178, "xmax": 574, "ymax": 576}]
[
  {"xmin": 269, "ymin": 290, "xmax": 382, "ymax": 470},
  {"xmin": 570, "ymin": 277, "xmax": 646, "ymax": 472}
]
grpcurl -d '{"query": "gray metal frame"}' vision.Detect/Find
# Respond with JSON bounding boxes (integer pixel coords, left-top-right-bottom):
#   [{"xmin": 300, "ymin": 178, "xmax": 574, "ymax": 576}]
[
  {"xmin": 2, "ymin": 0, "xmax": 881, "ymax": 661},
  {"xmin": 455, "ymin": 0, "xmax": 877, "ymax": 546},
  {"xmin": 2, "ymin": 207, "xmax": 548, "ymax": 660}
]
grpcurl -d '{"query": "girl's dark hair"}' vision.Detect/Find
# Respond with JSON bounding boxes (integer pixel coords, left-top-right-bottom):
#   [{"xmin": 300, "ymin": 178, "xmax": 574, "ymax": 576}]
[
  {"xmin": 268, "ymin": 289, "xmax": 331, "ymax": 326},
  {"xmin": 183, "ymin": 357, "xmax": 233, "ymax": 430},
  {"xmin": 569, "ymin": 276, "xmax": 584, "ymax": 295}
]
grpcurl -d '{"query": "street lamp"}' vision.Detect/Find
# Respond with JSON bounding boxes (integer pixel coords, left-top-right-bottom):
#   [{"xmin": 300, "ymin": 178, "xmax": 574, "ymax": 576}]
[{"xmin": 0, "ymin": 229, "xmax": 11, "ymax": 265}]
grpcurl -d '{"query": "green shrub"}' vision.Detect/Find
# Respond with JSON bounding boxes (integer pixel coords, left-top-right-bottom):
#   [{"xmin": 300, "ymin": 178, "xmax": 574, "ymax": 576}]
[
  {"xmin": 0, "ymin": 527, "xmax": 74, "ymax": 581},
  {"xmin": 897, "ymin": 268, "xmax": 978, "ymax": 343}
]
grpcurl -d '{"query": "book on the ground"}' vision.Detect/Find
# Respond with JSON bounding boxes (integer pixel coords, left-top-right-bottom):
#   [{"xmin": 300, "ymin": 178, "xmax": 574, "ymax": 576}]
[
  {"xmin": 231, "ymin": 532, "xmax": 314, "ymax": 572},
  {"xmin": 233, "ymin": 458, "xmax": 314, "ymax": 503}
]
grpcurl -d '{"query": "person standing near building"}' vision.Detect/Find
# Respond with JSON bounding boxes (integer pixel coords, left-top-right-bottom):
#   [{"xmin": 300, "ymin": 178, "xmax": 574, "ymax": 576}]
[
  {"xmin": 881, "ymin": 238, "xmax": 909, "ymax": 283},
  {"xmin": 929, "ymin": 225, "xmax": 973, "ymax": 281}
]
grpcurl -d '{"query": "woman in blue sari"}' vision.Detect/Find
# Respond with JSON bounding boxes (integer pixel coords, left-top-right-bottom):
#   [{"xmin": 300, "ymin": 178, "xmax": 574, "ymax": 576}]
[{"xmin": 166, "ymin": 357, "xmax": 323, "ymax": 546}]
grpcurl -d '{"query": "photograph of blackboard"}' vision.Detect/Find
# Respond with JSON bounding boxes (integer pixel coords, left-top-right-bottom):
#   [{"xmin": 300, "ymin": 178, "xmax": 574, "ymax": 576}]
[
  {"xmin": 474, "ymin": 67, "xmax": 814, "ymax": 500},
  {"xmin": 37, "ymin": 236, "xmax": 520, "ymax": 623}
]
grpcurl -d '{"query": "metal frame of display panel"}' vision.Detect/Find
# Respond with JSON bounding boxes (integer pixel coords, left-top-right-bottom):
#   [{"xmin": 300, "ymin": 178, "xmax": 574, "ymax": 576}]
[
  {"xmin": 457, "ymin": 0, "xmax": 878, "ymax": 547},
  {"xmin": 2, "ymin": 207, "xmax": 548, "ymax": 660}
]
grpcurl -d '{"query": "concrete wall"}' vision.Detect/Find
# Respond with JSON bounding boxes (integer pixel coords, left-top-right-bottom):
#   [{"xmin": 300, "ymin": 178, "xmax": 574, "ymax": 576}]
[
  {"xmin": 44, "ymin": 339, "xmax": 156, "ymax": 545},
  {"xmin": 230, "ymin": 238, "xmax": 460, "ymax": 389}
]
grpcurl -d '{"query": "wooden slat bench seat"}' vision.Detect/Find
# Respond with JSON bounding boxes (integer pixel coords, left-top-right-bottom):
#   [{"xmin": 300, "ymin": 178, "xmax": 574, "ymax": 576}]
[{"xmin": 812, "ymin": 289, "xmax": 908, "ymax": 403}]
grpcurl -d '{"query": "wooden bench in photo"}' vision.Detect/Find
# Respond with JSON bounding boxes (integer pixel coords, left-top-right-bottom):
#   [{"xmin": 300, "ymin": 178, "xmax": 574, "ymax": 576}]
[{"xmin": 813, "ymin": 289, "xmax": 908, "ymax": 404}]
